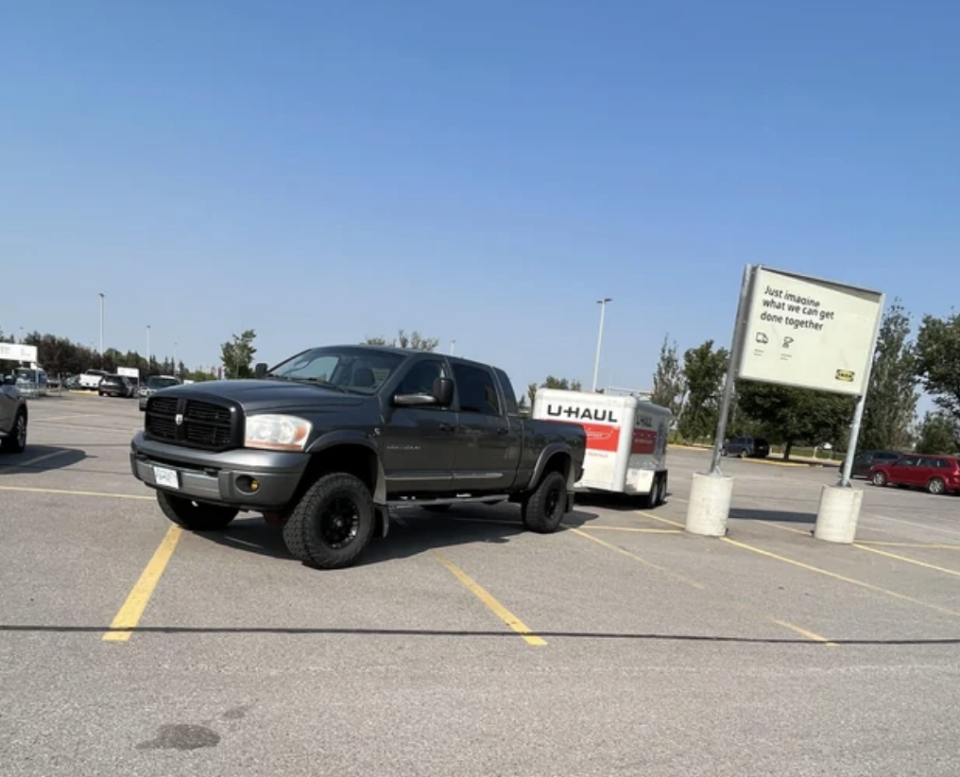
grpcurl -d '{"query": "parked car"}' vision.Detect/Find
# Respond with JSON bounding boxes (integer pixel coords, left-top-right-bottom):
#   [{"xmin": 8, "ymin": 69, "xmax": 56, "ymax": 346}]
[
  {"xmin": 130, "ymin": 344, "xmax": 587, "ymax": 570},
  {"xmin": 842, "ymin": 449, "xmax": 904, "ymax": 479},
  {"xmin": 721, "ymin": 436, "xmax": 770, "ymax": 458},
  {"xmin": 0, "ymin": 375, "xmax": 28, "ymax": 453},
  {"xmin": 138, "ymin": 375, "xmax": 182, "ymax": 411},
  {"xmin": 869, "ymin": 454, "xmax": 960, "ymax": 495},
  {"xmin": 99, "ymin": 374, "xmax": 136, "ymax": 398},
  {"xmin": 78, "ymin": 369, "xmax": 109, "ymax": 390}
]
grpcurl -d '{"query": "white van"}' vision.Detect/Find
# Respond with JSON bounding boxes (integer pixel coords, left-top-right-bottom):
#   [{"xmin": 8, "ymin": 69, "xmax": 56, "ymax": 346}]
[{"xmin": 532, "ymin": 389, "xmax": 672, "ymax": 508}]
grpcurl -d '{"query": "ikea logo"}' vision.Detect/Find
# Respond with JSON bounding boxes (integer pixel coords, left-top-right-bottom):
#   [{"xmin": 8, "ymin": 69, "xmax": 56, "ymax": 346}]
[{"xmin": 835, "ymin": 369, "xmax": 855, "ymax": 383}]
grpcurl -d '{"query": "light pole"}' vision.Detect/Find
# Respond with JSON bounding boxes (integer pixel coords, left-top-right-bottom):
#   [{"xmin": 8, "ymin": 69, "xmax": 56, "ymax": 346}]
[
  {"xmin": 146, "ymin": 325, "xmax": 151, "ymax": 373},
  {"xmin": 592, "ymin": 297, "xmax": 611, "ymax": 392},
  {"xmin": 173, "ymin": 341, "xmax": 178, "ymax": 376},
  {"xmin": 449, "ymin": 340, "xmax": 456, "ymax": 355},
  {"xmin": 98, "ymin": 293, "xmax": 105, "ymax": 363}
]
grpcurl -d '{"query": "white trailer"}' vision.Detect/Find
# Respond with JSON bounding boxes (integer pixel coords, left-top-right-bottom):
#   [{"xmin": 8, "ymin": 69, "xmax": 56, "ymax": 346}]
[{"xmin": 532, "ymin": 388, "xmax": 672, "ymax": 508}]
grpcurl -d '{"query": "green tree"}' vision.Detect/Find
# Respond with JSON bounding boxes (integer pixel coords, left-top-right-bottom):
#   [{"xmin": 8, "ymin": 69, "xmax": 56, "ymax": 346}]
[
  {"xmin": 363, "ymin": 329, "xmax": 439, "ymax": 351},
  {"xmin": 221, "ymin": 329, "xmax": 257, "ymax": 379},
  {"xmin": 541, "ymin": 375, "xmax": 583, "ymax": 392},
  {"xmin": 527, "ymin": 382, "xmax": 538, "ymax": 408},
  {"xmin": 914, "ymin": 411, "xmax": 958, "ymax": 455},
  {"xmin": 650, "ymin": 333, "xmax": 685, "ymax": 415},
  {"xmin": 736, "ymin": 382, "xmax": 854, "ymax": 460},
  {"xmin": 518, "ymin": 394, "xmax": 529, "ymax": 416},
  {"xmin": 914, "ymin": 311, "xmax": 960, "ymax": 425},
  {"xmin": 858, "ymin": 300, "xmax": 919, "ymax": 452},
  {"xmin": 677, "ymin": 340, "xmax": 728, "ymax": 442}
]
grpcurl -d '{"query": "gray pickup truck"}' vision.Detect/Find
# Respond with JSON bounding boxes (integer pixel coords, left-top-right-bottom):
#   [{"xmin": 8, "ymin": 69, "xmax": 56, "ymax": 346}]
[
  {"xmin": 0, "ymin": 376, "xmax": 28, "ymax": 453},
  {"xmin": 129, "ymin": 345, "xmax": 587, "ymax": 569}
]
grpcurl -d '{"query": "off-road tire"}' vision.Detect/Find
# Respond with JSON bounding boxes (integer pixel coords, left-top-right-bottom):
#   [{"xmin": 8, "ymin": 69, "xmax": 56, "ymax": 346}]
[
  {"xmin": 928, "ymin": 477, "xmax": 946, "ymax": 495},
  {"xmin": 521, "ymin": 470, "xmax": 568, "ymax": 534},
  {"xmin": 156, "ymin": 490, "xmax": 238, "ymax": 530},
  {"xmin": 421, "ymin": 504, "xmax": 452, "ymax": 513},
  {"xmin": 872, "ymin": 471, "xmax": 888, "ymax": 487},
  {"xmin": 1, "ymin": 410, "xmax": 27, "ymax": 454},
  {"xmin": 282, "ymin": 472, "xmax": 376, "ymax": 569}
]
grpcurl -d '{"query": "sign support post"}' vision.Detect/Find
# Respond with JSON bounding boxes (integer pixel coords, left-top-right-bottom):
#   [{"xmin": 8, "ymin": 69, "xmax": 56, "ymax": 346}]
[{"xmin": 684, "ymin": 263, "xmax": 884, "ymax": 543}]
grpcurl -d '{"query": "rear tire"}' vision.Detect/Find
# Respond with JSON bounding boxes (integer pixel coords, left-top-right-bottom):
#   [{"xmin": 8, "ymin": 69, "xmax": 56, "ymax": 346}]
[
  {"xmin": 156, "ymin": 491, "xmax": 238, "ymax": 530},
  {"xmin": 283, "ymin": 472, "xmax": 375, "ymax": 569},
  {"xmin": 521, "ymin": 470, "xmax": 568, "ymax": 533},
  {"xmin": 1, "ymin": 410, "xmax": 27, "ymax": 453},
  {"xmin": 872, "ymin": 471, "xmax": 888, "ymax": 487},
  {"xmin": 928, "ymin": 477, "xmax": 946, "ymax": 495}
]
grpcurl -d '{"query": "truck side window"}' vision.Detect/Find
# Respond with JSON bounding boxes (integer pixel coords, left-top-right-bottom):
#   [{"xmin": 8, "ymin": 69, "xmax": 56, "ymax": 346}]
[
  {"xmin": 493, "ymin": 368, "xmax": 519, "ymax": 416},
  {"xmin": 452, "ymin": 364, "xmax": 500, "ymax": 416},
  {"xmin": 397, "ymin": 360, "xmax": 447, "ymax": 397}
]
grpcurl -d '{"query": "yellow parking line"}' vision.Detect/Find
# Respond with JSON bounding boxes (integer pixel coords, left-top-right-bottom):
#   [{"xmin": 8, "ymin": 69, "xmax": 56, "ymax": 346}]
[
  {"xmin": 722, "ymin": 537, "xmax": 960, "ymax": 619},
  {"xmin": 773, "ymin": 620, "xmax": 838, "ymax": 647},
  {"xmin": 0, "ymin": 485, "xmax": 152, "ymax": 500},
  {"xmin": 753, "ymin": 520, "xmax": 810, "ymax": 536},
  {"xmin": 432, "ymin": 551, "xmax": 545, "ymax": 647},
  {"xmin": 868, "ymin": 513, "xmax": 960, "ymax": 539},
  {"xmin": 633, "ymin": 510, "xmax": 685, "ymax": 529},
  {"xmin": 103, "ymin": 525, "xmax": 183, "ymax": 642},
  {"xmin": 0, "ymin": 449, "xmax": 74, "ymax": 469},
  {"xmin": 571, "ymin": 529, "xmax": 704, "ymax": 589},
  {"xmin": 571, "ymin": 529, "xmax": 834, "ymax": 644},
  {"xmin": 35, "ymin": 413, "xmax": 99, "ymax": 423},
  {"xmin": 853, "ymin": 544, "xmax": 960, "ymax": 578},
  {"xmin": 579, "ymin": 526, "xmax": 681, "ymax": 534}
]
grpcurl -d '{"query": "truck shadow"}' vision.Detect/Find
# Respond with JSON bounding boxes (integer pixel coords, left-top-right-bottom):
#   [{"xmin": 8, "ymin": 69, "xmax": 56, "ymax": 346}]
[
  {"xmin": 0, "ymin": 445, "xmax": 86, "ymax": 474},
  {"xmin": 201, "ymin": 502, "xmax": 610, "ymax": 566}
]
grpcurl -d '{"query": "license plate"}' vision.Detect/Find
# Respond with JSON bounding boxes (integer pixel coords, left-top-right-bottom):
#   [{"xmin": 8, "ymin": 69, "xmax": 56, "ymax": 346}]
[{"xmin": 153, "ymin": 466, "xmax": 180, "ymax": 489}]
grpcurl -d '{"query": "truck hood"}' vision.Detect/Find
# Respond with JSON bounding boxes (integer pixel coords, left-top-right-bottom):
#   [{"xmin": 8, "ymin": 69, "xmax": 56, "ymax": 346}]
[{"xmin": 158, "ymin": 379, "xmax": 369, "ymax": 413}]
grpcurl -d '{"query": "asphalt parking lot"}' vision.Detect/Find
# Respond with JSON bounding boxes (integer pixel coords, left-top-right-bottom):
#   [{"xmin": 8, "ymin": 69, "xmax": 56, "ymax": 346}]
[{"xmin": 3, "ymin": 395, "xmax": 960, "ymax": 776}]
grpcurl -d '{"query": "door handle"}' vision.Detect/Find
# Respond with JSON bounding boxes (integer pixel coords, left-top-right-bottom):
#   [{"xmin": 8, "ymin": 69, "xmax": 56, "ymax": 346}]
[
  {"xmin": 496, "ymin": 428, "xmax": 509, "ymax": 435},
  {"xmin": 438, "ymin": 423, "xmax": 456, "ymax": 432}
]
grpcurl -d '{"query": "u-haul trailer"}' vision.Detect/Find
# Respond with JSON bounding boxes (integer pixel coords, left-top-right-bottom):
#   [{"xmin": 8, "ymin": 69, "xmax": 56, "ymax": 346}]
[{"xmin": 532, "ymin": 389, "xmax": 672, "ymax": 508}]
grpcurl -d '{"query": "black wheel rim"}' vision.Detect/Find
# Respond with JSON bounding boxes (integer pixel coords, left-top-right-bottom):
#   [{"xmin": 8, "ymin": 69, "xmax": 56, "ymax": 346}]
[
  {"xmin": 320, "ymin": 496, "xmax": 361, "ymax": 549},
  {"xmin": 544, "ymin": 485, "xmax": 562, "ymax": 519}
]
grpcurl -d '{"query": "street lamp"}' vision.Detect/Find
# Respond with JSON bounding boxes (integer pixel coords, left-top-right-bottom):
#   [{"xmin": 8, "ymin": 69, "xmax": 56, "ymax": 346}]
[
  {"xmin": 146, "ymin": 325, "xmax": 151, "ymax": 370},
  {"xmin": 592, "ymin": 297, "xmax": 612, "ymax": 392},
  {"xmin": 98, "ymin": 293, "xmax": 105, "ymax": 362}
]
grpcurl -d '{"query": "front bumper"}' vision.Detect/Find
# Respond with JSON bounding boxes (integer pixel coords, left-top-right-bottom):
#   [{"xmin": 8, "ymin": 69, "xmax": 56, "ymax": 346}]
[{"xmin": 130, "ymin": 431, "xmax": 309, "ymax": 510}]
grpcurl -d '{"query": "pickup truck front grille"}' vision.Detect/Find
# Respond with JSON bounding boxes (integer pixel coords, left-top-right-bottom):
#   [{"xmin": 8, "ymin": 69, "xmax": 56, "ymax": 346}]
[{"xmin": 145, "ymin": 396, "xmax": 240, "ymax": 452}]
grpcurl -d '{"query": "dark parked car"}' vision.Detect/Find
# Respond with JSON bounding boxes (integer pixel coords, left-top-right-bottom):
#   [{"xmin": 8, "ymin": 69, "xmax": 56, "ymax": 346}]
[
  {"xmin": 0, "ymin": 375, "xmax": 28, "ymax": 453},
  {"xmin": 99, "ymin": 374, "xmax": 135, "ymax": 398},
  {"xmin": 844, "ymin": 449, "xmax": 904, "ymax": 479},
  {"xmin": 869, "ymin": 454, "xmax": 960, "ymax": 495},
  {"xmin": 721, "ymin": 436, "xmax": 770, "ymax": 458},
  {"xmin": 130, "ymin": 345, "xmax": 587, "ymax": 569}
]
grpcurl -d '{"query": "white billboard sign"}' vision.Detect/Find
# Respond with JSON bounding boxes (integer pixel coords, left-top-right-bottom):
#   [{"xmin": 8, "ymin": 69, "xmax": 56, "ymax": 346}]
[
  {"xmin": 0, "ymin": 343, "xmax": 38, "ymax": 363},
  {"xmin": 117, "ymin": 366, "xmax": 140, "ymax": 379},
  {"xmin": 737, "ymin": 267, "xmax": 884, "ymax": 396}
]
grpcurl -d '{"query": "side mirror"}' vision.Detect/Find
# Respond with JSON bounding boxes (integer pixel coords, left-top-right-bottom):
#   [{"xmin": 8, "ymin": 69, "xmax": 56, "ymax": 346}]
[
  {"xmin": 433, "ymin": 377, "xmax": 454, "ymax": 407},
  {"xmin": 393, "ymin": 377, "xmax": 455, "ymax": 408},
  {"xmin": 254, "ymin": 362, "xmax": 268, "ymax": 379}
]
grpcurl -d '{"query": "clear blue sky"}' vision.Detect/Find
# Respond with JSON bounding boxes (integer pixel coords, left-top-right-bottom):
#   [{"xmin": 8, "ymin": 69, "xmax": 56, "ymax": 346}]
[{"xmin": 1, "ymin": 0, "xmax": 958, "ymax": 401}]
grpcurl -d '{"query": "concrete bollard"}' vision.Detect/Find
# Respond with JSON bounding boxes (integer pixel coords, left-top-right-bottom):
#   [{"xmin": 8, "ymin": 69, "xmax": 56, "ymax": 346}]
[
  {"xmin": 813, "ymin": 484, "xmax": 863, "ymax": 544},
  {"xmin": 685, "ymin": 472, "xmax": 734, "ymax": 537}
]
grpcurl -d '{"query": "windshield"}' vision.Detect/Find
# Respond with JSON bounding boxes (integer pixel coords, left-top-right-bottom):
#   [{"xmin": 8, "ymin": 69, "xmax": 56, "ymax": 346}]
[
  {"xmin": 147, "ymin": 377, "xmax": 179, "ymax": 389},
  {"xmin": 266, "ymin": 346, "xmax": 408, "ymax": 395}
]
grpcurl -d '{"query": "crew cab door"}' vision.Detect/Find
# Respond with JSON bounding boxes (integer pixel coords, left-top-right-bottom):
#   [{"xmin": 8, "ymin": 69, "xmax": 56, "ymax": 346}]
[
  {"xmin": 449, "ymin": 362, "xmax": 520, "ymax": 493},
  {"xmin": 380, "ymin": 357, "xmax": 457, "ymax": 494}
]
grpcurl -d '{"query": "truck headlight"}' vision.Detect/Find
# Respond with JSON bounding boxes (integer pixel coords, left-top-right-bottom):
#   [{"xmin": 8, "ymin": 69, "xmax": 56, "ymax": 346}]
[{"xmin": 244, "ymin": 414, "xmax": 312, "ymax": 451}]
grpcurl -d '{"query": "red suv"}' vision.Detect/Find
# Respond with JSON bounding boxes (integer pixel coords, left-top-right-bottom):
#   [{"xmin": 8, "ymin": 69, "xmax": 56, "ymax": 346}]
[{"xmin": 869, "ymin": 454, "xmax": 960, "ymax": 495}]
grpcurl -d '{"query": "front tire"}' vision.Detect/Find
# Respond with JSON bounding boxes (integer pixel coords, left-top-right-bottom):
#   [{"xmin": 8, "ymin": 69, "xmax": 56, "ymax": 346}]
[
  {"xmin": 283, "ymin": 473, "xmax": 375, "ymax": 569},
  {"xmin": 1, "ymin": 410, "xmax": 27, "ymax": 453},
  {"xmin": 156, "ymin": 490, "xmax": 238, "ymax": 530},
  {"xmin": 521, "ymin": 470, "xmax": 568, "ymax": 533}
]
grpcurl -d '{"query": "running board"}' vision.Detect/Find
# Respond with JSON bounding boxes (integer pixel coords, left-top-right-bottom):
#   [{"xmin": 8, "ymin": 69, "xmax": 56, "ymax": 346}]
[{"xmin": 388, "ymin": 494, "xmax": 510, "ymax": 509}]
